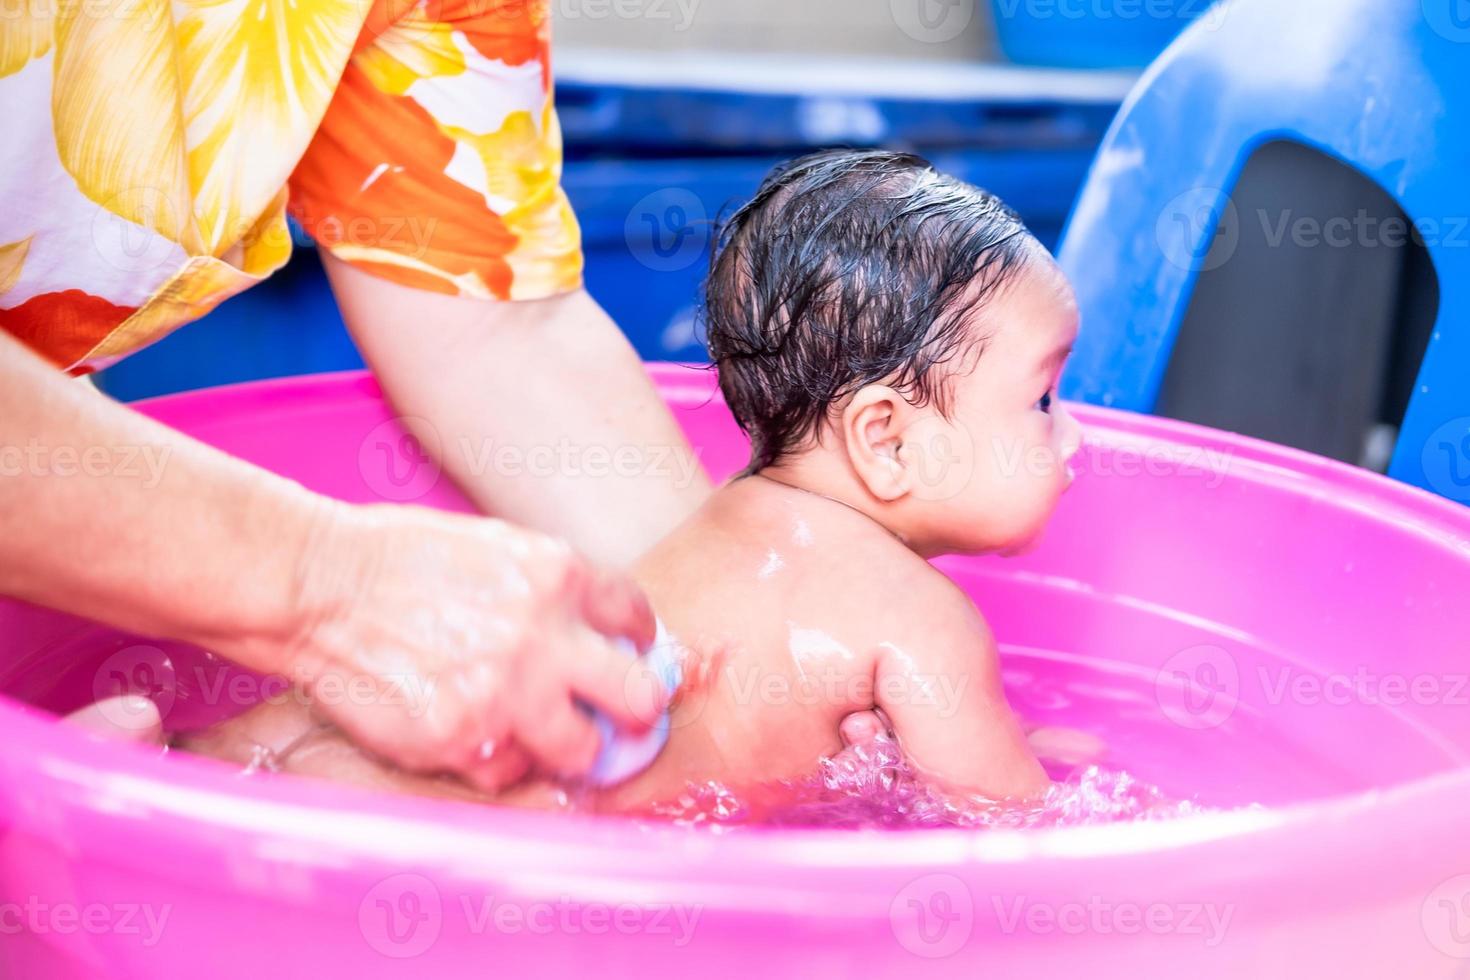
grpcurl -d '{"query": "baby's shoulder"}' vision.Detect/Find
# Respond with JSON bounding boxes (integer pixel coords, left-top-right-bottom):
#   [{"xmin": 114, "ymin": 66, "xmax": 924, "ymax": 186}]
[{"xmin": 835, "ymin": 549, "xmax": 992, "ymax": 653}]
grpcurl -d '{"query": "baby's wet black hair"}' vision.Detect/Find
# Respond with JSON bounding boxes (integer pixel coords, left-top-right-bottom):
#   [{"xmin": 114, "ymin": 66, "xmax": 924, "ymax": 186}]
[{"xmin": 702, "ymin": 148, "xmax": 1038, "ymax": 473}]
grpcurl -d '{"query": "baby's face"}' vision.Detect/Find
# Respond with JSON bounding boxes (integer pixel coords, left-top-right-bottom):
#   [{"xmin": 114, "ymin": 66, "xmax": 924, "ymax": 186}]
[{"xmin": 906, "ymin": 256, "xmax": 1082, "ymax": 555}]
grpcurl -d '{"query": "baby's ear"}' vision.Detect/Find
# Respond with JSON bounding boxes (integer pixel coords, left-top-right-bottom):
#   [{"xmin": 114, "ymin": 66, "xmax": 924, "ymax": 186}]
[{"xmin": 841, "ymin": 384, "xmax": 911, "ymax": 502}]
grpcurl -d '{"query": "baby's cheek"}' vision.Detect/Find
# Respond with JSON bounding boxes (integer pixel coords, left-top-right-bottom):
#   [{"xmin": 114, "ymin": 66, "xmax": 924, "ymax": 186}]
[
  {"xmin": 1041, "ymin": 422, "xmax": 1075, "ymax": 480},
  {"xmin": 967, "ymin": 422, "xmax": 1063, "ymax": 542},
  {"xmin": 1019, "ymin": 429, "xmax": 1071, "ymax": 527},
  {"xmin": 1011, "ymin": 421, "xmax": 1065, "ymax": 486},
  {"xmin": 990, "ymin": 473, "xmax": 1054, "ymax": 542}
]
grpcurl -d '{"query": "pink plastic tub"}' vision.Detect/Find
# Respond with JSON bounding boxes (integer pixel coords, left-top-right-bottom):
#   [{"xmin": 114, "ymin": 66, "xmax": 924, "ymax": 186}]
[{"xmin": 3, "ymin": 365, "xmax": 1470, "ymax": 978}]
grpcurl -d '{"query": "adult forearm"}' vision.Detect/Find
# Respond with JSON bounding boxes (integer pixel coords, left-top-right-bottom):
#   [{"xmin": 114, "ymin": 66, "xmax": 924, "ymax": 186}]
[
  {"xmin": 325, "ymin": 255, "xmax": 711, "ymax": 566},
  {"xmin": 0, "ymin": 330, "xmax": 329, "ymax": 670},
  {"xmin": 0, "ymin": 329, "xmax": 662, "ymax": 787}
]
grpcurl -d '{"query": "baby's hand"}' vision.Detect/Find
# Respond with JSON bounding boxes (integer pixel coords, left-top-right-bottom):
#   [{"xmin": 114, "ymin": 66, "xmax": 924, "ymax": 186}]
[
  {"xmin": 1025, "ymin": 724, "xmax": 1106, "ymax": 768},
  {"xmin": 63, "ymin": 695, "xmax": 165, "ymax": 748},
  {"xmin": 838, "ymin": 709, "xmax": 889, "ymax": 750}
]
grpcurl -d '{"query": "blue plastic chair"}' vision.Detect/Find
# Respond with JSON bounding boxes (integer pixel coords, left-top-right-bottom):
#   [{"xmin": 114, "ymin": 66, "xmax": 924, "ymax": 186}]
[{"xmin": 1057, "ymin": 0, "xmax": 1470, "ymax": 503}]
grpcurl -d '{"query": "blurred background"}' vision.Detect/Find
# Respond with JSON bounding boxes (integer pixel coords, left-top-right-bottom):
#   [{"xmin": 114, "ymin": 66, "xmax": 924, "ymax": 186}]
[{"xmin": 96, "ymin": 0, "xmax": 1201, "ymax": 401}]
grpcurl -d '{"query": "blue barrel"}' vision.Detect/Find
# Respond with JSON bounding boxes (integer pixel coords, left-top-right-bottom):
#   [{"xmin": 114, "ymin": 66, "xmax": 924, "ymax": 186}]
[
  {"xmin": 989, "ymin": 0, "xmax": 1208, "ymax": 68},
  {"xmin": 98, "ymin": 64, "xmax": 1121, "ymax": 400}
]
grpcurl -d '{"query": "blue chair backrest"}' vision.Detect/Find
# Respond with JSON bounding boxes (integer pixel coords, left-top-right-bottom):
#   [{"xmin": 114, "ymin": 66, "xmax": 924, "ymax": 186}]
[{"xmin": 1057, "ymin": 0, "xmax": 1470, "ymax": 503}]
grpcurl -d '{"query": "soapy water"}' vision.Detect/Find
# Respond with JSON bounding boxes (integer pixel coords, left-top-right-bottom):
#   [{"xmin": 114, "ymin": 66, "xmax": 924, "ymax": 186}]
[
  {"xmin": 639, "ymin": 733, "xmax": 1208, "ymax": 830},
  {"xmin": 126, "ymin": 649, "xmax": 1213, "ymax": 830},
  {"xmin": 50, "ymin": 631, "xmax": 1223, "ymax": 829},
  {"xmin": 218, "ymin": 720, "xmax": 1207, "ymax": 830}
]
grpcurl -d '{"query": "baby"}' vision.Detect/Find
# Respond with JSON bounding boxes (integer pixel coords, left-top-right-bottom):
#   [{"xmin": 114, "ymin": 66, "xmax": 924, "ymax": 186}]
[{"xmin": 180, "ymin": 149, "xmax": 1084, "ymax": 810}]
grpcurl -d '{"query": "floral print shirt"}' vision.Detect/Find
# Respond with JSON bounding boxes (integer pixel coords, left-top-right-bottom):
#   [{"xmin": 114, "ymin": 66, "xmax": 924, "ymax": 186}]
[{"xmin": 0, "ymin": 0, "xmax": 583, "ymax": 373}]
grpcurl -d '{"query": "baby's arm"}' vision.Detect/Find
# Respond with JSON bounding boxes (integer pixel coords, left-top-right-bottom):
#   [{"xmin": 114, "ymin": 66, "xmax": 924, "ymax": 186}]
[{"xmin": 874, "ymin": 578, "xmax": 1048, "ymax": 800}]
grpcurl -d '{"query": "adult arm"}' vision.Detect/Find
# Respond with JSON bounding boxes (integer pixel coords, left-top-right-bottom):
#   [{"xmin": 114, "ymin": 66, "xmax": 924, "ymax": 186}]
[
  {"xmin": 324, "ymin": 255, "xmax": 711, "ymax": 567},
  {"xmin": 0, "ymin": 330, "xmax": 661, "ymax": 787},
  {"xmin": 283, "ymin": 0, "xmax": 710, "ymax": 566}
]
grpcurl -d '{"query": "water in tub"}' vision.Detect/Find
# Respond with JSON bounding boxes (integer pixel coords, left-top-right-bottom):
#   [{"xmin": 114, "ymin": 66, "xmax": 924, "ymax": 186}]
[{"xmin": 67, "ymin": 629, "xmax": 1218, "ymax": 830}]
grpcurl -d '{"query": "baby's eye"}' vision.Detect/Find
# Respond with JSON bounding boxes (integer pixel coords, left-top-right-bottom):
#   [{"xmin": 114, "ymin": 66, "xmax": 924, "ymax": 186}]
[{"xmin": 1037, "ymin": 390, "xmax": 1054, "ymax": 413}]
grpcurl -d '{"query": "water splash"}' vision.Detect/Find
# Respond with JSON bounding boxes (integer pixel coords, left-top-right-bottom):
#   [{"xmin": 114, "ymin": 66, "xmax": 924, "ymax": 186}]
[
  {"xmin": 643, "ymin": 734, "xmax": 1207, "ymax": 830},
  {"xmin": 212, "ymin": 718, "xmax": 1212, "ymax": 830}
]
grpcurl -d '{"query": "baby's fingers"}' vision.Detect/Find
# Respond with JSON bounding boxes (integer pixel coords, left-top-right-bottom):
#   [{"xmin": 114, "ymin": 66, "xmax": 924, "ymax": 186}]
[{"xmin": 839, "ymin": 709, "xmax": 891, "ymax": 748}]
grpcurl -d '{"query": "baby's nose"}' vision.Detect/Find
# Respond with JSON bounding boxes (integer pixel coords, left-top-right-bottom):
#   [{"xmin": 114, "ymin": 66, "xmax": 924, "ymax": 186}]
[{"xmin": 1058, "ymin": 404, "xmax": 1084, "ymax": 461}]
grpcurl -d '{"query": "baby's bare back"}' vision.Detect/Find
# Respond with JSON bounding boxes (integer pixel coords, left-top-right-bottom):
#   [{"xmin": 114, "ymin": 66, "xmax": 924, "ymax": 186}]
[{"xmin": 604, "ymin": 477, "xmax": 945, "ymax": 809}]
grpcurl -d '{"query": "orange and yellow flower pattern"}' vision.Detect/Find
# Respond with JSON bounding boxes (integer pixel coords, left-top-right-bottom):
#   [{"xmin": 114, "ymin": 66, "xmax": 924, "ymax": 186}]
[{"xmin": 0, "ymin": 0, "xmax": 583, "ymax": 373}]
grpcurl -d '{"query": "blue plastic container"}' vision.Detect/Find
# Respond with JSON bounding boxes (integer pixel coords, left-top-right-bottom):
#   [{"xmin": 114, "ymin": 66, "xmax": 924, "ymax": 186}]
[
  {"xmin": 97, "ymin": 69, "xmax": 1119, "ymax": 400},
  {"xmin": 574, "ymin": 147, "xmax": 1098, "ymax": 365},
  {"xmin": 989, "ymin": 0, "xmax": 1208, "ymax": 68}
]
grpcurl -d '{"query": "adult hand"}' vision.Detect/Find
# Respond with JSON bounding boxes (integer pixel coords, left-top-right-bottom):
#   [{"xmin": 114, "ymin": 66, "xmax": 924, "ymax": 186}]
[
  {"xmin": 253, "ymin": 502, "xmax": 664, "ymax": 791},
  {"xmin": 0, "ymin": 327, "xmax": 663, "ymax": 791}
]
